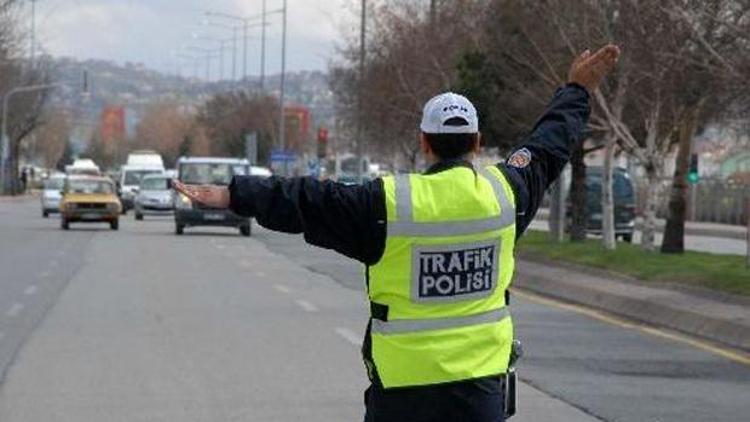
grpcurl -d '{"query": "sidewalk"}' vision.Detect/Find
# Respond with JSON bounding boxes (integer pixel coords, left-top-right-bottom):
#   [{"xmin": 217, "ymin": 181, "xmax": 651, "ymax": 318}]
[
  {"xmin": 536, "ymin": 208, "xmax": 747, "ymax": 240},
  {"xmin": 514, "ymin": 258, "xmax": 750, "ymax": 352}
]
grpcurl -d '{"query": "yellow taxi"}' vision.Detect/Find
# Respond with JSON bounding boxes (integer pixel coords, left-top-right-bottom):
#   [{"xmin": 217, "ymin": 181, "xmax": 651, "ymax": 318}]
[{"xmin": 60, "ymin": 175, "xmax": 122, "ymax": 230}]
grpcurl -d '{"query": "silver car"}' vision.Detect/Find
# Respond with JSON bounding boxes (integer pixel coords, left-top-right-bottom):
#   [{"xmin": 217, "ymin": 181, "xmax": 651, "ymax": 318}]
[
  {"xmin": 41, "ymin": 174, "xmax": 66, "ymax": 217},
  {"xmin": 134, "ymin": 174, "xmax": 173, "ymax": 221}
]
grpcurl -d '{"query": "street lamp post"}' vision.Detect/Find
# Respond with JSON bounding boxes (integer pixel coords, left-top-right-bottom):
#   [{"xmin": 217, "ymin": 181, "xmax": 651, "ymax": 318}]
[
  {"xmin": 206, "ymin": 11, "xmax": 267, "ymax": 90},
  {"xmin": 187, "ymin": 46, "xmax": 220, "ymax": 81},
  {"xmin": 278, "ymin": 0, "xmax": 287, "ymax": 171},
  {"xmin": 261, "ymin": 0, "xmax": 267, "ymax": 91},
  {"xmin": 356, "ymin": 0, "xmax": 366, "ymax": 183},
  {"xmin": 206, "ymin": 9, "xmax": 275, "ymax": 92},
  {"xmin": 1, "ymin": 83, "xmax": 62, "ymax": 194}
]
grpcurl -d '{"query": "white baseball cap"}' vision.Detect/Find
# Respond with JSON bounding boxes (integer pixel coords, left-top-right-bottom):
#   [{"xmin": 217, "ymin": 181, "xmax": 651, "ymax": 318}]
[{"xmin": 420, "ymin": 92, "xmax": 479, "ymax": 134}]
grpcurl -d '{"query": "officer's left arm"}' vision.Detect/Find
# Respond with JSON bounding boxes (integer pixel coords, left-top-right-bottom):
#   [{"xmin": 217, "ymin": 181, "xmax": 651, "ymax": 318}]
[{"xmin": 498, "ymin": 83, "xmax": 591, "ymax": 237}]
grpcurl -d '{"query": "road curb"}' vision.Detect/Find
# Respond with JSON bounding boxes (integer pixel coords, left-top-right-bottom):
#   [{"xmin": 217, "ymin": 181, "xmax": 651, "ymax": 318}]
[{"xmin": 514, "ymin": 257, "xmax": 750, "ymax": 353}]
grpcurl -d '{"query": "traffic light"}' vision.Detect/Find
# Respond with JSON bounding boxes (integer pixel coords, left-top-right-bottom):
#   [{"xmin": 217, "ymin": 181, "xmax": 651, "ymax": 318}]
[
  {"xmin": 317, "ymin": 127, "xmax": 329, "ymax": 159},
  {"xmin": 687, "ymin": 153, "xmax": 699, "ymax": 184}
]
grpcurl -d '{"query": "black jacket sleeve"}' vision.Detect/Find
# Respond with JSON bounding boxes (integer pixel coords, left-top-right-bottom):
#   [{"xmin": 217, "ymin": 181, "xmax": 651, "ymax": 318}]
[
  {"xmin": 228, "ymin": 176, "xmax": 387, "ymax": 265},
  {"xmin": 498, "ymin": 83, "xmax": 591, "ymax": 237}
]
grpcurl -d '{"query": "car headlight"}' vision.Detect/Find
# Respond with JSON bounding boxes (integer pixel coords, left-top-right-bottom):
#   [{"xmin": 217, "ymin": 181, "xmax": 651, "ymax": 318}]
[{"xmin": 175, "ymin": 193, "xmax": 192, "ymax": 209}]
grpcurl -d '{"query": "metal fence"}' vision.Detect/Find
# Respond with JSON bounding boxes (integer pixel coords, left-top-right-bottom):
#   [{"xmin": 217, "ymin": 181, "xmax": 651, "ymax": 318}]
[{"xmin": 641, "ymin": 178, "xmax": 749, "ymax": 225}]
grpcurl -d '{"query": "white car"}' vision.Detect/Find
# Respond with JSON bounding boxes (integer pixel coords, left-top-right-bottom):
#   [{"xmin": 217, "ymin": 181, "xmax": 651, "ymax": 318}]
[
  {"xmin": 41, "ymin": 174, "xmax": 66, "ymax": 217},
  {"xmin": 134, "ymin": 174, "xmax": 174, "ymax": 220}
]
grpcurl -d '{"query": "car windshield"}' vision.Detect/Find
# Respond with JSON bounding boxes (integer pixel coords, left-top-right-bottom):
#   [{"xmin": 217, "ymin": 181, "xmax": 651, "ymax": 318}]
[
  {"xmin": 140, "ymin": 177, "xmax": 169, "ymax": 191},
  {"xmin": 67, "ymin": 180, "xmax": 114, "ymax": 194},
  {"xmin": 179, "ymin": 163, "xmax": 248, "ymax": 185},
  {"xmin": 44, "ymin": 178, "xmax": 65, "ymax": 190},
  {"xmin": 124, "ymin": 170, "xmax": 161, "ymax": 186}
]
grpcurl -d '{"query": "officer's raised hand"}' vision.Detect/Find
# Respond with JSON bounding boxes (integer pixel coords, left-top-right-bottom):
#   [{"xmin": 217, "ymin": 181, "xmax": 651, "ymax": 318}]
[
  {"xmin": 568, "ymin": 44, "xmax": 621, "ymax": 93},
  {"xmin": 172, "ymin": 179, "xmax": 230, "ymax": 209}
]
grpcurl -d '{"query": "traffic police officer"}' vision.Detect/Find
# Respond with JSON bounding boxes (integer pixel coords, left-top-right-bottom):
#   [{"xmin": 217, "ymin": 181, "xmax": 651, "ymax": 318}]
[{"xmin": 174, "ymin": 44, "xmax": 620, "ymax": 422}]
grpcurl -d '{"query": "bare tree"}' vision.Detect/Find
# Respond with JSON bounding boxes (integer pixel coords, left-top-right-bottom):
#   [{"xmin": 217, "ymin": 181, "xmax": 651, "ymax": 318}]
[
  {"xmin": 0, "ymin": 0, "xmax": 52, "ymax": 194},
  {"xmin": 331, "ymin": 0, "xmax": 487, "ymax": 170}
]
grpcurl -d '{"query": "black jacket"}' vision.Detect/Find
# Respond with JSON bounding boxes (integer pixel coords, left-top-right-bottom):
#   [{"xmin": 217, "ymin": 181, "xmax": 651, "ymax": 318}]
[{"xmin": 228, "ymin": 83, "xmax": 590, "ymax": 263}]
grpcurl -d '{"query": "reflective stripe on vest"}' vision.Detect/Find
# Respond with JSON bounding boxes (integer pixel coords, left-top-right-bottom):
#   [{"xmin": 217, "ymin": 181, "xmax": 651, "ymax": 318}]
[
  {"xmin": 371, "ymin": 307, "xmax": 510, "ymax": 335},
  {"xmin": 387, "ymin": 169, "xmax": 515, "ymax": 237}
]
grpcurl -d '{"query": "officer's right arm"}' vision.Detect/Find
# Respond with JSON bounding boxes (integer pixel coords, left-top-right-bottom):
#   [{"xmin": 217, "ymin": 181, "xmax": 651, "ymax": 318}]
[
  {"xmin": 499, "ymin": 84, "xmax": 590, "ymax": 237},
  {"xmin": 228, "ymin": 175, "xmax": 386, "ymax": 265}
]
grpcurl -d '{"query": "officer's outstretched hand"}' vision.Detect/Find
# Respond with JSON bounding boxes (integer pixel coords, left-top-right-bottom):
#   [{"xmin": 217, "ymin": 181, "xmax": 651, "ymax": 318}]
[
  {"xmin": 172, "ymin": 179, "xmax": 230, "ymax": 209},
  {"xmin": 568, "ymin": 44, "xmax": 621, "ymax": 94}
]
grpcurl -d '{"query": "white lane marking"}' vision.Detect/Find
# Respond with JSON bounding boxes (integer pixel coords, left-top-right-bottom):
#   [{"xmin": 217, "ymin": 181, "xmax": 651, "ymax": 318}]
[
  {"xmin": 273, "ymin": 284, "xmax": 291, "ymax": 294},
  {"xmin": 6, "ymin": 303, "xmax": 24, "ymax": 317},
  {"xmin": 335, "ymin": 327, "xmax": 363, "ymax": 347},
  {"xmin": 295, "ymin": 299, "xmax": 319, "ymax": 313},
  {"xmin": 216, "ymin": 244, "xmax": 226, "ymax": 250},
  {"xmin": 24, "ymin": 285, "xmax": 38, "ymax": 296},
  {"xmin": 256, "ymin": 271, "xmax": 267, "ymax": 277},
  {"xmin": 38, "ymin": 271, "xmax": 51, "ymax": 279},
  {"xmin": 238, "ymin": 260, "xmax": 252, "ymax": 268}
]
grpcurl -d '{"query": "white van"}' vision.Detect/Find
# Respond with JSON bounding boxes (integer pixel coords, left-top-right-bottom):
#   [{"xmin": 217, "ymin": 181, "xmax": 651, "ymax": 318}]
[
  {"xmin": 65, "ymin": 159, "xmax": 101, "ymax": 176},
  {"xmin": 118, "ymin": 151, "xmax": 165, "ymax": 214}
]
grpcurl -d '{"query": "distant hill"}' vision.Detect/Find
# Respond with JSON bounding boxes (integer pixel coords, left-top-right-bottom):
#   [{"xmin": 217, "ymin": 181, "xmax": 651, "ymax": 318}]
[{"xmin": 48, "ymin": 56, "xmax": 335, "ymax": 128}]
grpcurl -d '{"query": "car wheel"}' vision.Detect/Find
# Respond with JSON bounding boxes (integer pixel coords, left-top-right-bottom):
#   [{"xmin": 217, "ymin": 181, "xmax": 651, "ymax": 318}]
[
  {"xmin": 61, "ymin": 218, "xmax": 69, "ymax": 230},
  {"xmin": 239, "ymin": 224, "xmax": 251, "ymax": 237},
  {"xmin": 175, "ymin": 223, "xmax": 185, "ymax": 235},
  {"xmin": 622, "ymin": 233, "xmax": 633, "ymax": 243},
  {"xmin": 135, "ymin": 213, "xmax": 144, "ymax": 221},
  {"xmin": 110, "ymin": 219, "xmax": 119, "ymax": 231},
  {"xmin": 43, "ymin": 210, "xmax": 49, "ymax": 218}
]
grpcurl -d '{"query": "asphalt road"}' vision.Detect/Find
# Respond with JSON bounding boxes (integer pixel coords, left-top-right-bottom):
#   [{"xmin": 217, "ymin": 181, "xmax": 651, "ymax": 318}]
[{"xmin": 0, "ymin": 196, "xmax": 748, "ymax": 421}]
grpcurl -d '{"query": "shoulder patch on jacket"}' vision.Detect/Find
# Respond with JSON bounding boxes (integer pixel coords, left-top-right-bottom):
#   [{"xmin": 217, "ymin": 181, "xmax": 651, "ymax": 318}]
[{"xmin": 507, "ymin": 148, "xmax": 531, "ymax": 169}]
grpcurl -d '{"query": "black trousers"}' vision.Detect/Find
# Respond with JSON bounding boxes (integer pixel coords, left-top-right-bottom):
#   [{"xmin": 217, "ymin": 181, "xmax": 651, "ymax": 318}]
[{"xmin": 364, "ymin": 377, "xmax": 506, "ymax": 422}]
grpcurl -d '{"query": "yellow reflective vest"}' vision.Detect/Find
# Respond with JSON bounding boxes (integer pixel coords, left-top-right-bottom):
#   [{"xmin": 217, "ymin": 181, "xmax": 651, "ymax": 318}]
[{"xmin": 366, "ymin": 165, "xmax": 516, "ymax": 388}]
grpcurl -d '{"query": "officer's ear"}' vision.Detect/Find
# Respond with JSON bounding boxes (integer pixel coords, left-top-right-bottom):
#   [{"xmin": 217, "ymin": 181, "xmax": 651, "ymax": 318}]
[
  {"xmin": 420, "ymin": 133, "xmax": 433, "ymax": 156},
  {"xmin": 473, "ymin": 133, "xmax": 482, "ymax": 154}
]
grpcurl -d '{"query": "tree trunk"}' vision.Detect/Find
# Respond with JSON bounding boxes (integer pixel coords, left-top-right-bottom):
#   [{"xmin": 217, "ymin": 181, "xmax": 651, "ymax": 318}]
[
  {"xmin": 10, "ymin": 141, "xmax": 21, "ymax": 195},
  {"xmin": 548, "ymin": 179, "xmax": 565, "ymax": 242},
  {"xmin": 641, "ymin": 164, "xmax": 660, "ymax": 252},
  {"xmin": 569, "ymin": 143, "xmax": 587, "ymax": 242},
  {"xmin": 602, "ymin": 137, "xmax": 617, "ymax": 250},
  {"xmin": 661, "ymin": 114, "xmax": 698, "ymax": 254}
]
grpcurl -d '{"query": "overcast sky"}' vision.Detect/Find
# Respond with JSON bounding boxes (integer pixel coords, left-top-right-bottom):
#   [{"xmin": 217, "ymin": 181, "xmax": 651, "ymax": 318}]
[{"xmin": 33, "ymin": 0, "xmax": 357, "ymax": 77}]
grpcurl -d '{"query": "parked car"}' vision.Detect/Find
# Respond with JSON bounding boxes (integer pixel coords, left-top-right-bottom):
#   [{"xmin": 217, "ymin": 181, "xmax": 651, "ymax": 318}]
[
  {"xmin": 60, "ymin": 176, "xmax": 121, "ymax": 231},
  {"xmin": 173, "ymin": 157, "xmax": 252, "ymax": 236},
  {"xmin": 41, "ymin": 174, "xmax": 66, "ymax": 217},
  {"xmin": 567, "ymin": 166, "xmax": 636, "ymax": 242},
  {"xmin": 134, "ymin": 174, "xmax": 174, "ymax": 220}
]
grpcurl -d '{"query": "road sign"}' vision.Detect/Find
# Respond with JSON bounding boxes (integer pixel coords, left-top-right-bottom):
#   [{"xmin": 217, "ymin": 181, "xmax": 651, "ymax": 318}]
[{"xmin": 270, "ymin": 150, "xmax": 296, "ymax": 162}]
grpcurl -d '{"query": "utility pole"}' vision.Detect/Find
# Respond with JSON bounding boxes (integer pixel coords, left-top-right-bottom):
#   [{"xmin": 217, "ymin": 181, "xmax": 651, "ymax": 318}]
[
  {"xmin": 261, "ymin": 0, "xmax": 267, "ymax": 92},
  {"xmin": 278, "ymin": 0, "xmax": 288, "ymax": 173},
  {"xmin": 429, "ymin": 0, "xmax": 437, "ymax": 27},
  {"xmin": 231, "ymin": 27, "xmax": 238, "ymax": 82},
  {"xmin": 356, "ymin": 0, "xmax": 366, "ymax": 183},
  {"xmin": 30, "ymin": 0, "xmax": 37, "ymax": 68}
]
